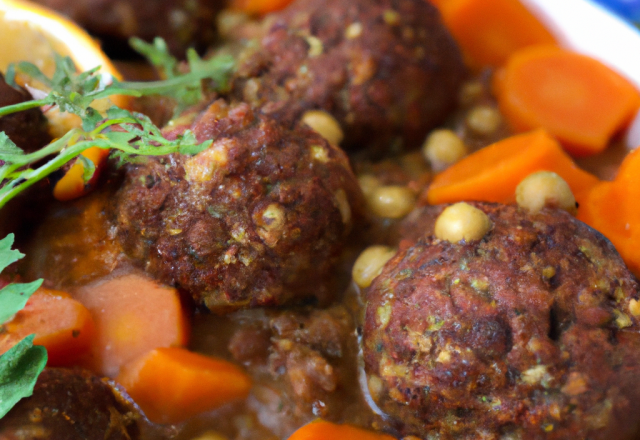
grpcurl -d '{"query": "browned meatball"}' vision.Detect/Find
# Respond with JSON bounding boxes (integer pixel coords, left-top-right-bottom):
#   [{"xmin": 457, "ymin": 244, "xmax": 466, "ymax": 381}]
[
  {"xmin": 363, "ymin": 203, "xmax": 640, "ymax": 439},
  {"xmin": 231, "ymin": 0, "xmax": 466, "ymax": 154},
  {"xmin": 29, "ymin": 0, "xmax": 224, "ymax": 56},
  {"xmin": 114, "ymin": 100, "xmax": 364, "ymax": 311},
  {"xmin": 0, "ymin": 368, "xmax": 142, "ymax": 439},
  {"xmin": 0, "ymin": 73, "xmax": 50, "ymax": 152}
]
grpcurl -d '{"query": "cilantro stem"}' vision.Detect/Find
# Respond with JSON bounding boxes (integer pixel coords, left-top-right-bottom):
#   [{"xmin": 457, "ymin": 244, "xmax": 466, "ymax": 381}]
[
  {"xmin": 0, "ymin": 138, "xmax": 106, "ymax": 209},
  {"xmin": 114, "ymin": 68, "xmax": 231, "ymax": 96},
  {"xmin": 0, "ymin": 54, "xmax": 233, "ymax": 120},
  {"xmin": 90, "ymin": 118, "xmax": 131, "ymax": 136},
  {"xmin": 0, "ymin": 43, "xmax": 232, "ymax": 211},
  {"xmin": 0, "ymin": 99, "xmax": 49, "ymax": 118}
]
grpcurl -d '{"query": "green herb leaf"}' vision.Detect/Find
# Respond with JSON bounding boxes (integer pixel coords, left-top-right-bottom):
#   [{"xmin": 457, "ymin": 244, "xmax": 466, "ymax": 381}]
[
  {"xmin": 0, "ymin": 235, "xmax": 47, "ymax": 418},
  {"xmin": 129, "ymin": 37, "xmax": 178, "ymax": 79},
  {"xmin": 0, "ymin": 134, "xmax": 25, "ymax": 163},
  {"xmin": 77, "ymin": 155, "xmax": 96, "ymax": 183},
  {"xmin": 0, "ymin": 234, "xmax": 23, "ymax": 273},
  {"xmin": 0, "ymin": 38, "xmax": 234, "ymax": 209},
  {"xmin": 81, "ymin": 107, "xmax": 103, "ymax": 132},
  {"xmin": 0, "ymin": 335, "xmax": 48, "ymax": 419},
  {"xmin": 4, "ymin": 64, "xmax": 17, "ymax": 87},
  {"xmin": 130, "ymin": 38, "xmax": 236, "ymax": 115},
  {"xmin": 13, "ymin": 61, "xmax": 53, "ymax": 89},
  {"xmin": 0, "ymin": 280, "xmax": 43, "ymax": 324},
  {"xmin": 0, "ymin": 234, "xmax": 43, "ymax": 323}
]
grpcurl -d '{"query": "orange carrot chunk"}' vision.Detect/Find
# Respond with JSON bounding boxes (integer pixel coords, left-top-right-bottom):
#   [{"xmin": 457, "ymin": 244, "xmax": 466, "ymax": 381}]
[
  {"xmin": 53, "ymin": 146, "xmax": 110, "ymax": 202},
  {"xmin": 577, "ymin": 148, "xmax": 640, "ymax": 276},
  {"xmin": 288, "ymin": 419, "xmax": 397, "ymax": 440},
  {"xmin": 495, "ymin": 45, "xmax": 640, "ymax": 157},
  {"xmin": 424, "ymin": 129, "xmax": 599, "ymax": 205},
  {"xmin": 438, "ymin": 0, "xmax": 557, "ymax": 69},
  {"xmin": 230, "ymin": 0, "xmax": 294, "ymax": 15},
  {"xmin": 0, "ymin": 287, "xmax": 94, "ymax": 367},
  {"xmin": 116, "ymin": 347, "xmax": 252, "ymax": 425},
  {"xmin": 75, "ymin": 273, "xmax": 190, "ymax": 377}
]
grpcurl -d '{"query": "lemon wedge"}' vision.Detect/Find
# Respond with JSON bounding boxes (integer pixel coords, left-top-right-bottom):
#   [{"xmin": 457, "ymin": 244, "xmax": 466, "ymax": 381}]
[
  {"xmin": 0, "ymin": 0, "xmax": 127, "ymax": 135},
  {"xmin": 0, "ymin": 0, "xmax": 120, "ymax": 78}
]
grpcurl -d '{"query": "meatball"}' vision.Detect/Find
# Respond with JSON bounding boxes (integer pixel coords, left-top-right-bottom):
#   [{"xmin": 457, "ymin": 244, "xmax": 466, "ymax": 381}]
[
  {"xmin": 363, "ymin": 203, "xmax": 640, "ymax": 439},
  {"xmin": 114, "ymin": 100, "xmax": 363, "ymax": 311},
  {"xmin": 0, "ymin": 368, "xmax": 142, "ymax": 439},
  {"xmin": 0, "ymin": 73, "xmax": 50, "ymax": 152},
  {"xmin": 231, "ymin": 0, "xmax": 465, "ymax": 154},
  {"xmin": 29, "ymin": 0, "xmax": 224, "ymax": 56}
]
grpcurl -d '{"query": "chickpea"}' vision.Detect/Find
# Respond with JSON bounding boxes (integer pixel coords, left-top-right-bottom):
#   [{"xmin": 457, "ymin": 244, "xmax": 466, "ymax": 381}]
[
  {"xmin": 399, "ymin": 151, "xmax": 429, "ymax": 179},
  {"xmin": 358, "ymin": 174, "xmax": 380, "ymax": 199},
  {"xmin": 466, "ymin": 105, "xmax": 502, "ymax": 135},
  {"xmin": 434, "ymin": 202, "xmax": 492, "ymax": 243},
  {"xmin": 458, "ymin": 80, "xmax": 484, "ymax": 106},
  {"xmin": 367, "ymin": 374, "xmax": 384, "ymax": 401},
  {"xmin": 190, "ymin": 432, "xmax": 228, "ymax": 440},
  {"xmin": 301, "ymin": 110, "xmax": 344, "ymax": 145},
  {"xmin": 352, "ymin": 245, "xmax": 397, "ymax": 288},
  {"xmin": 515, "ymin": 171, "xmax": 577, "ymax": 215},
  {"xmin": 368, "ymin": 185, "xmax": 416, "ymax": 219},
  {"xmin": 422, "ymin": 129, "xmax": 468, "ymax": 172}
]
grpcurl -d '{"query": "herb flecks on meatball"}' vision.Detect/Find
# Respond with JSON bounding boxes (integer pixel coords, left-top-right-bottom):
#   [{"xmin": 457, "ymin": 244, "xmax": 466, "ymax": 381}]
[
  {"xmin": 115, "ymin": 100, "xmax": 364, "ymax": 311},
  {"xmin": 231, "ymin": 0, "xmax": 466, "ymax": 154},
  {"xmin": 363, "ymin": 203, "xmax": 640, "ymax": 439}
]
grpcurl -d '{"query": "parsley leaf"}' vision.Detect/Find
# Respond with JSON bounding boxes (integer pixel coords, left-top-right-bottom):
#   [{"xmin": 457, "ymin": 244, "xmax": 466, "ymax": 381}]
[
  {"xmin": 0, "ymin": 38, "xmax": 234, "ymax": 209},
  {"xmin": 0, "ymin": 234, "xmax": 23, "ymax": 273},
  {"xmin": 0, "ymin": 133, "xmax": 25, "ymax": 160},
  {"xmin": 130, "ymin": 37, "xmax": 235, "ymax": 115},
  {"xmin": 0, "ymin": 134, "xmax": 25, "ymax": 164},
  {"xmin": 78, "ymin": 155, "xmax": 97, "ymax": 183},
  {"xmin": 0, "ymin": 335, "xmax": 47, "ymax": 419},
  {"xmin": 0, "ymin": 233, "xmax": 43, "ymax": 324},
  {"xmin": 129, "ymin": 37, "xmax": 178, "ymax": 79},
  {"xmin": 0, "ymin": 234, "xmax": 47, "ymax": 418},
  {"xmin": 0, "ymin": 280, "xmax": 43, "ymax": 324}
]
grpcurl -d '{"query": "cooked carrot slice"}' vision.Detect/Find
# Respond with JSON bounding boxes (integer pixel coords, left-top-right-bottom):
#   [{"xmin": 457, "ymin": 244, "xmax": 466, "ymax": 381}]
[
  {"xmin": 116, "ymin": 347, "xmax": 252, "ymax": 425},
  {"xmin": 230, "ymin": 0, "xmax": 293, "ymax": 15},
  {"xmin": 424, "ymin": 130, "xmax": 599, "ymax": 205},
  {"xmin": 74, "ymin": 273, "xmax": 190, "ymax": 377},
  {"xmin": 288, "ymin": 419, "xmax": 396, "ymax": 440},
  {"xmin": 495, "ymin": 45, "xmax": 640, "ymax": 157},
  {"xmin": 0, "ymin": 287, "xmax": 94, "ymax": 367},
  {"xmin": 577, "ymin": 148, "xmax": 640, "ymax": 276},
  {"xmin": 53, "ymin": 146, "xmax": 110, "ymax": 202},
  {"xmin": 438, "ymin": 0, "xmax": 557, "ymax": 69}
]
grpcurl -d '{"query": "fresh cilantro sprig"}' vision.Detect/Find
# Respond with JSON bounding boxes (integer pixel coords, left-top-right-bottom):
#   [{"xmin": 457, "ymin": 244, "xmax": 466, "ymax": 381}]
[
  {"xmin": 130, "ymin": 37, "xmax": 233, "ymax": 115},
  {"xmin": 0, "ymin": 106, "xmax": 212, "ymax": 209},
  {"xmin": 0, "ymin": 234, "xmax": 46, "ymax": 419},
  {"xmin": 0, "ymin": 39, "xmax": 234, "ymax": 210},
  {"xmin": 0, "ymin": 48, "xmax": 235, "ymax": 123}
]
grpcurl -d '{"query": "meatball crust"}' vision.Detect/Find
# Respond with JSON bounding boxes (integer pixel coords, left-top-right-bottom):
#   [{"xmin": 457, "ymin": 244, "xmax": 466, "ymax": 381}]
[
  {"xmin": 0, "ymin": 368, "xmax": 141, "ymax": 439},
  {"xmin": 29, "ymin": 0, "xmax": 223, "ymax": 56},
  {"xmin": 363, "ymin": 203, "xmax": 640, "ymax": 439},
  {"xmin": 0, "ymin": 73, "xmax": 50, "ymax": 152},
  {"xmin": 115, "ymin": 100, "xmax": 363, "ymax": 311},
  {"xmin": 231, "ymin": 0, "xmax": 465, "ymax": 154}
]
